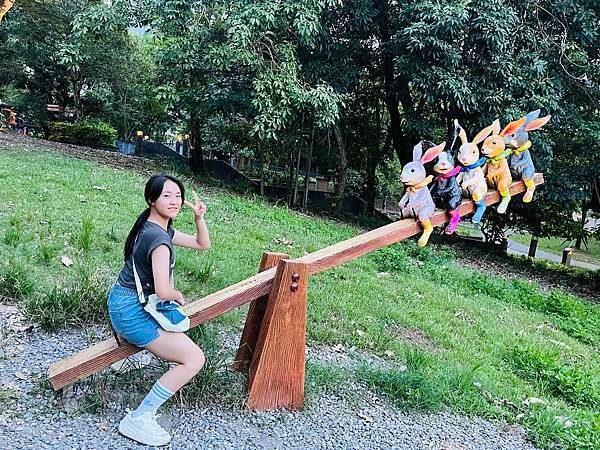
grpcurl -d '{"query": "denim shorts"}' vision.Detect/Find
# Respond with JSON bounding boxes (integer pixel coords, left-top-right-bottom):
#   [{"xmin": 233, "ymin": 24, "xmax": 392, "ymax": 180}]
[{"xmin": 107, "ymin": 283, "xmax": 160, "ymax": 347}]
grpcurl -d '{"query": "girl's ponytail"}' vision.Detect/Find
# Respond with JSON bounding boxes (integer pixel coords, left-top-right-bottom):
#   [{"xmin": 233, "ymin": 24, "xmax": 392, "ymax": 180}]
[{"xmin": 123, "ymin": 208, "xmax": 151, "ymax": 259}]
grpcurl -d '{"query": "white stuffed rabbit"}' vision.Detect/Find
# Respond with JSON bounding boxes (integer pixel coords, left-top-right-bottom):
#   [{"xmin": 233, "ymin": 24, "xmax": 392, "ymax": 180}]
[{"xmin": 398, "ymin": 141, "xmax": 445, "ymax": 247}]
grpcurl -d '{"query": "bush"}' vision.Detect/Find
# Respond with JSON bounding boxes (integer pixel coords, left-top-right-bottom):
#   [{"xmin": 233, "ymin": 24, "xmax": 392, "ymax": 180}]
[{"xmin": 48, "ymin": 119, "xmax": 117, "ymax": 147}]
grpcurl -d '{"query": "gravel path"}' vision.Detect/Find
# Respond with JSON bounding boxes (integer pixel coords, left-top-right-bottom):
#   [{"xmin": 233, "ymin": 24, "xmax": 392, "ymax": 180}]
[{"xmin": 0, "ymin": 305, "xmax": 538, "ymax": 450}]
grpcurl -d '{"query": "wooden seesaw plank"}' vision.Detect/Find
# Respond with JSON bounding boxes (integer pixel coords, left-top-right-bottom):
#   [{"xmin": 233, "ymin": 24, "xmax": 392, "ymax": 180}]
[{"xmin": 48, "ymin": 174, "xmax": 543, "ymax": 390}]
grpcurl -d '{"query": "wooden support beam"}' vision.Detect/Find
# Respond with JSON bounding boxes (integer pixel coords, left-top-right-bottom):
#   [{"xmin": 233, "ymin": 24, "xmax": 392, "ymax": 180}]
[
  {"xmin": 48, "ymin": 175, "xmax": 543, "ymax": 390},
  {"xmin": 247, "ymin": 259, "xmax": 308, "ymax": 410},
  {"xmin": 234, "ymin": 252, "xmax": 289, "ymax": 372}
]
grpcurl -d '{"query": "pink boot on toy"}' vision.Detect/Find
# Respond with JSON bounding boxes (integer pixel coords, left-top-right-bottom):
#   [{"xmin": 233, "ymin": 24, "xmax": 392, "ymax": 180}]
[{"xmin": 445, "ymin": 210, "xmax": 460, "ymax": 235}]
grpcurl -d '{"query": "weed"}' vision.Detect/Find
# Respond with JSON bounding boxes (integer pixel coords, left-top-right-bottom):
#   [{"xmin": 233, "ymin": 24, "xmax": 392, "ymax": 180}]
[
  {"xmin": 505, "ymin": 346, "xmax": 600, "ymax": 409},
  {"xmin": 105, "ymin": 225, "xmax": 120, "ymax": 243},
  {"xmin": 183, "ymin": 324, "xmax": 245, "ymax": 409},
  {"xmin": 75, "ymin": 217, "xmax": 95, "ymax": 253},
  {"xmin": 3, "ymin": 225, "xmax": 22, "ymax": 247},
  {"xmin": 24, "ymin": 262, "xmax": 110, "ymax": 330},
  {"xmin": 372, "ymin": 244, "xmax": 411, "ymax": 273},
  {"xmin": 38, "ymin": 240, "xmax": 60, "ymax": 264},
  {"xmin": 0, "ymin": 258, "xmax": 35, "ymax": 300}
]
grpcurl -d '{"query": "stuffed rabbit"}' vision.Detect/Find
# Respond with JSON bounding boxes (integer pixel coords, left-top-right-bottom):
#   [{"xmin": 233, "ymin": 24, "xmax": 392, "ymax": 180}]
[
  {"xmin": 398, "ymin": 140, "xmax": 445, "ymax": 247},
  {"xmin": 455, "ymin": 120, "xmax": 494, "ymax": 224},
  {"xmin": 504, "ymin": 109, "xmax": 551, "ymax": 203},
  {"xmin": 481, "ymin": 118, "xmax": 523, "ymax": 214},
  {"xmin": 431, "ymin": 151, "xmax": 463, "ymax": 234}
]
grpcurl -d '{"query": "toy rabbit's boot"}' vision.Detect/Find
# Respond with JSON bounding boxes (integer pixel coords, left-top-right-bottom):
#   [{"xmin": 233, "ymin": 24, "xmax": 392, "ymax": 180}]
[
  {"xmin": 523, "ymin": 179, "xmax": 535, "ymax": 203},
  {"xmin": 497, "ymin": 190, "xmax": 511, "ymax": 214},
  {"xmin": 445, "ymin": 210, "xmax": 460, "ymax": 234},
  {"xmin": 418, "ymin": 220, "xmax": 433, "ymax": 247},
  {"xmin": 472, "ymin": 199, "xmax": 487, "ymax": 224}
]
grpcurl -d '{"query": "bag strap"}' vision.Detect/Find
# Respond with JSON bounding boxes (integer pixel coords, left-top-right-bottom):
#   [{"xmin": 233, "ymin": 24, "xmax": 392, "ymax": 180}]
[{"xmin": 131, "ymin": 233, "xmax": 146, "ymax": 304}]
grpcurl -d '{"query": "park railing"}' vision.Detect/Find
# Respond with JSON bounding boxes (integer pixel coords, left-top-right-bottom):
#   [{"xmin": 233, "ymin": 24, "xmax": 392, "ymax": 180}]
[{"xmin": 48, "ymin": 174, "xmax": 544, "ymax": 409}]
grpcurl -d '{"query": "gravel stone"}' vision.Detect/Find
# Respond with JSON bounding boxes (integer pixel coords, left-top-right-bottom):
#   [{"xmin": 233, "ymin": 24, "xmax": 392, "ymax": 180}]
[{"xmin": 0, "ymin": 310, "xmax": 537, "ymax": 449}]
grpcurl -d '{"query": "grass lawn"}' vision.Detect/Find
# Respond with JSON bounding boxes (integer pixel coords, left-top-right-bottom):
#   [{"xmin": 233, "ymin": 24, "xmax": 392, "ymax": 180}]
[
  {"xmin": 1, "ymin": 144, "xmax": 599, "ymax": 450},
  {"xmin": 510, "ymin": 233, "xmax": 600, "ymax": 265}
]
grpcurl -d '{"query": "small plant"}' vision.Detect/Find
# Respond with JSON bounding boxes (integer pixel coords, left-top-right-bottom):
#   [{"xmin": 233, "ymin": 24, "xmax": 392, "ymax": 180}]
[
  {"xmin": 105, "ymin": 225, "xmax": 120, "ymax": 243},
  {"xmin": 39, "ymin": 241, "xmax": 59, "ymax": 264},
  {"xmin": 3, "ymin": 225, "xmax": 22, "ymax": 247},
  {"xmin": 373, "ymin": 244, "xmax": 411, "ymax": 273},
  {"xmin": 0, "ymin": 258, "xmax": 35, "ymax": 300},
  {"xmin": 75, "ymin": 217, "xmax": 95, "ymax": 254},
  {"xmin": 190, "ymin": 261, "xmax": 213, "ymax": 284},
  {"xmin": 357, "ymin": 347, "xmax": 442, "ymax": 411}
]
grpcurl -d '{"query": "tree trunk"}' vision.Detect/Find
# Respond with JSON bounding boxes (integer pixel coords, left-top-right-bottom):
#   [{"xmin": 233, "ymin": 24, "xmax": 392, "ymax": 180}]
[
  {"xmin": 259, "ymin": 148, "xmax": 265, "ymax": 197},
  {"xmin": 365, "ymin": 150, "xmax": 377, "ymax": 216},
  {"xmin": 302, "ymin": 126, "xmax": 315, "ymax": 208},
  {"xmin": 189, "ymin": 114, "xmax": 205, "ymax": 174},
  {"xmin": 333, "ymin": 124, "xmax": 348, "ymax": 214},
  {"xmin": 528, "ymin": 236, "xmax": 538, "ymax": 258},
  {"xmin": 70, "ymin": 74, "xmax": 83, "ymax": 120},
  {"xmin": 374, "ymin": 0, "xmax": 415, "ymax": 165},
  {"xmin": 287, "ymin": 148, "xmax": 295, "ymax": 207},
  {"xmin": 292, "ymin": 144, "xmax": 302, "ymax": 207}
]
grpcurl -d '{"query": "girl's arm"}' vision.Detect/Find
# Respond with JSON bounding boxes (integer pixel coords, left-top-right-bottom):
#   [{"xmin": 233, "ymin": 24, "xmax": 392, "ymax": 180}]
[
  {"xmin": 151, "ymin": 245, "xmax": 185, "ymax": 304},
  {"xmin": 172, "ymin": 190, "xmax": 211, "ymax": 250},
  {"xmin": 173, "ymin": 218, "xmax": 210, "ymax": 249}
]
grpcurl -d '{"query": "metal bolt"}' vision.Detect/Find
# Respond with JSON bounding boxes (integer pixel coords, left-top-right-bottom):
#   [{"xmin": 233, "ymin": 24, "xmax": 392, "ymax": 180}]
[{"xmin": 291, "ymin": 272, "xmax": 300, "ymax": 292}]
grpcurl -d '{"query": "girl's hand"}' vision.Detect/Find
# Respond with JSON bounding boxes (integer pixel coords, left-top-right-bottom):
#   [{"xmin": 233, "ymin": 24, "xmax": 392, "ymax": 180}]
[
  {"xmin": 184, "ymin": 190, "xmax": 207, "ymax": 220},
  {"xmin": 174, "ymin": 290, "xmax": 186, "ymax": 306}
]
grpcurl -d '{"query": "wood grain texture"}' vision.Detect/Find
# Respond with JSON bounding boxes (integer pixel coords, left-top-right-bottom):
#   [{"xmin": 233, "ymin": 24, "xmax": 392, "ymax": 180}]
[
  {"xmin": 246, "ymin": 259, "xmax": 308, "ymax": 410},
  {"xmin": 48, "ymin": 175, "xmax": 543, "ymax": 390},
  {"xmin": 234, "ymin": 252, "xmax": 289, "ymax": 372}
]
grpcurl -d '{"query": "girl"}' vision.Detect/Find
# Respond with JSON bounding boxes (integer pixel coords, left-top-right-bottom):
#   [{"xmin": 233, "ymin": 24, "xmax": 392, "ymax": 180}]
[{"xmin": 108, "ymin": 174, "xmax": 210, "ymax": 446}]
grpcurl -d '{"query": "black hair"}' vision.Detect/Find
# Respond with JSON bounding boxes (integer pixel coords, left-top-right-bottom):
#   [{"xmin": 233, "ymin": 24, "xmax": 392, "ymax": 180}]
[{"xmin": 123, "ymin": 174, "xmax": 186, "ymax": 260}]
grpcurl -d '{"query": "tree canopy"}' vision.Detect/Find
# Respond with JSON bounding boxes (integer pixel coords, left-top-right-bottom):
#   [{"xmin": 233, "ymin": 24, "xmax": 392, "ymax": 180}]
[{"xmin": 1, "ymin": 0, "xmax": 598, "ymax": 240}]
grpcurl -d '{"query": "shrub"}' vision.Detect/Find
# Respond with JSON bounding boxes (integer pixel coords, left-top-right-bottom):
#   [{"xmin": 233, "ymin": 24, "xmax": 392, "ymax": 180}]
[{"xmin": 48, "ymin": 119, "xmax": 117, "ymax": 147}]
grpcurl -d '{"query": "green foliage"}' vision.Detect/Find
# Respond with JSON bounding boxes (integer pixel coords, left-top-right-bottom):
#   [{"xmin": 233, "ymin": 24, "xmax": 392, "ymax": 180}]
[
  {"xmin": 48, "ymin": 120, "xmax": 117, "ymax": 147},
  {"xmin": 505, "ymin": 346, "xmax": 600, "ymax": 409}
]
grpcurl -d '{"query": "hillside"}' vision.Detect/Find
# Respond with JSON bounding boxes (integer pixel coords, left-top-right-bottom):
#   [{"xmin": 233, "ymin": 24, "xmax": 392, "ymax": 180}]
[{"xmin": 1, "ymin": 135, "xmax": 599, "ymax": 449}]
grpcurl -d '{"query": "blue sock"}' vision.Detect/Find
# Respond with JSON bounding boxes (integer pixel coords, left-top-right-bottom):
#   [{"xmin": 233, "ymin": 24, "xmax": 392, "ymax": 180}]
[
  {"xmin": 131, "ymin": 380, "xmax": 175, "ymax": 417},
  {"xmin": 472, "ymin": 200, "xmax": 487, "ymax": 223}
]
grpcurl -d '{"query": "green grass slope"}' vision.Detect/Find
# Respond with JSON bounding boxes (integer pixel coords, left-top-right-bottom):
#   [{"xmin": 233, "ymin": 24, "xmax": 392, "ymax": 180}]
[{"xmin": 0, "ymin": 145, "xmax": 599, "ymax": 449}]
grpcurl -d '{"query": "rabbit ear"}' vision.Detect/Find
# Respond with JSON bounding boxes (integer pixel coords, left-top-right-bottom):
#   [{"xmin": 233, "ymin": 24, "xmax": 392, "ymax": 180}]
[
  {"xmin": 491, "ymin": 119, "xmax": 501, "ymax": 136},
  {"xmin": 421, "ymin": 141, "xmax": 446, "ymax": 164},
  {"xmin": 500, "ymin": 116, "xmax": 526, "ymax": 136},
  {"xmin": 472, "ymin": 125, "xmax": 494, "ymax": 144},
  {"xmin": 524, "ymin": 115, "xmax": 551, "ymax": 131},
  {"xmin": 525, "ymin": 110, "xmax": 541, "ymax": 124},
  {"xmin": 455, "ymin": 120, "xmax": 468, "ymax": 145},
  {"xmin": 413, "ymin": 142, "xmax": 423, "ymax": 162}
]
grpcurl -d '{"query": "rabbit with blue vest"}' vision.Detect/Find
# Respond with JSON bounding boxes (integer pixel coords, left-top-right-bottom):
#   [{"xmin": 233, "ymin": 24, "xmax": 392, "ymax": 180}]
[
  {"xmin": 455, "ymin": 120, "xmax": 494, "ymax": 224},
  {"xmin": 504, "ymin": 110, "xmax": 550, "ymax": 203},
  {"xmin": 398, "ymin": 140, "xmax": 445, "ymax": 247}
]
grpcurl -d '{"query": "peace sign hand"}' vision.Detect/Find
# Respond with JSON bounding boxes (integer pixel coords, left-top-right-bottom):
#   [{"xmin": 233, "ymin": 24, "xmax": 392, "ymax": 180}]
[{"xmin": 184, "ymin": 190, "xmax": 207, "ymax": 220}]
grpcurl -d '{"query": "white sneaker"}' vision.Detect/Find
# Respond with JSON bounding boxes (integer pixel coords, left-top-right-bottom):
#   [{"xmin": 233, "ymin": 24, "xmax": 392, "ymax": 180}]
[{"xmin": 118, "ymin": 410, "xmax": 171, "ymax": 446}]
